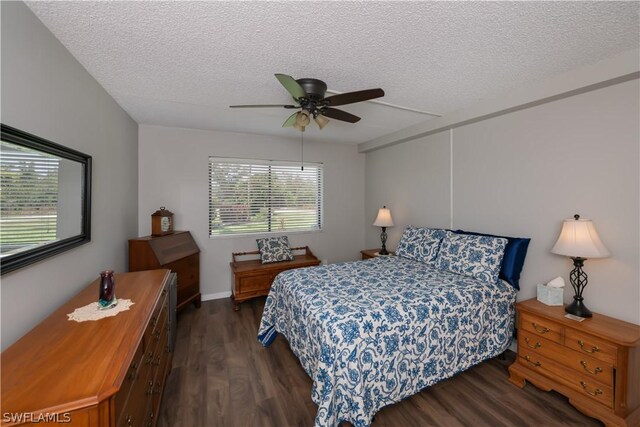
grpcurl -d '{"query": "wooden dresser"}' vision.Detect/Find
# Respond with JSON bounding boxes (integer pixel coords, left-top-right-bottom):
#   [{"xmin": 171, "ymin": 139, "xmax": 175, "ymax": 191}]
[
  {"xmin": 509, "ymin": 299, "xmax": 640, "ymax": 427},
  {"xmin": 129, "ymin": 231, "xmax": 201, "ymax": 311},
  {"xmin": 230, "ymin": 246, "xmax": 320, "ymax": 310},
  {"xmin": 1, "ymin": 270, "xmax": 172, "ymax": 426}
]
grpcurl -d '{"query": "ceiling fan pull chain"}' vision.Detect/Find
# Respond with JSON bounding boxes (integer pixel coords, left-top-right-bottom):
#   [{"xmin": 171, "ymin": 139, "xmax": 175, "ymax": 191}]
[{"xmin": 301, "ymin": 132, "xmax": 304, "ymax": 171}]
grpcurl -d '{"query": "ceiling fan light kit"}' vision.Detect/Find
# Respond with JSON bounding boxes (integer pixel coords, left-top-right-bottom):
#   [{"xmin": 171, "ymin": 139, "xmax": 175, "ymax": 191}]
[
  {"xmin": 296, "ymin": 110, "xmax": 311, "ymax": 127},
  {"xmin": 314, "ymin": 114, "xmax": 329, "ymax": 129},
  {"xmin": 230, "ymin": 73, "xmax": 385, "ymax": 132}
]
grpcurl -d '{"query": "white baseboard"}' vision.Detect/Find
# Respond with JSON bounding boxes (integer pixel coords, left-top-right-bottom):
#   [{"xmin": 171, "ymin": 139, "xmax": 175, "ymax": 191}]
[{"xmin": 201, "ymin": 291, "xmax": 232, "ymax": 301}]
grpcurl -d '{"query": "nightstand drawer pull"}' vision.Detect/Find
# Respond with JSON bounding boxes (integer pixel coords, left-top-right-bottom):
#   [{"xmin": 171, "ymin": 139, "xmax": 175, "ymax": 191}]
[
  {"xmin": 524, "ymin": 337, "xmax": 541, "ymax": 349},
  {"xmin": 578, "ymin": 340, "xmax": 600, "ymax": 354},
  {"xmin": 524, "ymin": 355, "xmax": 541, "ymax": 367},
  {"xmin": 531, "ymin": 323, "xmax": 550, "ymax": 334},
  {"xmin": 580, "ymin": 381, "xmax": 602, "ymax": 396},
  {"xmin": 580, "ymin": 360, "xmax": 602, "ymax": 375}
]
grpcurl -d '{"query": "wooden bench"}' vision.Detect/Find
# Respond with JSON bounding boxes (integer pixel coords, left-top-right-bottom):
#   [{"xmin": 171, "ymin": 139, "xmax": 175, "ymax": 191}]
[{"xmin": 230, "ymin": 246, "xmax": 321, "ymax": 310}]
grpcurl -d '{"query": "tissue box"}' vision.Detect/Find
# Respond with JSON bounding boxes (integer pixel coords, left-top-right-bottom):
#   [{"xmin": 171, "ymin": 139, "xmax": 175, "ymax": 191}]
[{"xmin": 537, "ymin": 284, "xmax": 563, "ymax": 306}]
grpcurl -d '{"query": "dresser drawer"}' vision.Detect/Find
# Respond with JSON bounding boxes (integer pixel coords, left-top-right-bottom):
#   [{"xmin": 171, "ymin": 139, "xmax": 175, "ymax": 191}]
[
  {"xmin": 114, "ymin": 343, "xmax": 145, "ymax": 421},
  {"xmin": 118, "ymin": 350, "xmax": 153, "ymax": 427},
  {"xmin": 518, "ymin": 330, "xmax": 613, "ymax": 386},
  {"xmin": 565, "ymin": 329, "xmax": 617, "ymax": 366},
  {"xmin": 518, "ymin": 348, "xmax": 614, "ymax": 408},
  {"xmin": 520, "ymin": 312, "xmax": 562, "ymax": 343}
]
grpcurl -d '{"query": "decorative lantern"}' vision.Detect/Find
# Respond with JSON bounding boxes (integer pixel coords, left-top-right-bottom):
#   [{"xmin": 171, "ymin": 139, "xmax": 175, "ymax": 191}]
[{"xmin": 151, "ymin": 207, "xmax": 174, "ymax": 236}]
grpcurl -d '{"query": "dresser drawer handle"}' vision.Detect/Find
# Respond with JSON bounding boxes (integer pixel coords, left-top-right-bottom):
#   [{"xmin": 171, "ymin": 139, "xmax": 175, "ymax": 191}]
[
  {"xmin": 578, "ymin": 340, "xmax": 600, "ymax": 354},
  {"xmin": 580, "ymin": 360, "xmax": 603, "ymax": 375},
  {"xmin": 531, "ymin": 323, "xmax": 550, "ymax": 334},
  {"xmin": 524, "ymin": 337, "xmax": 541, "ymax": 349},
  {"xmin": 580, "ymin": 381, "xmax": 603, "ymax": 396},
  {"xmin": 524, "ymin": 355, "xmax": 541, "ymax": 367}
]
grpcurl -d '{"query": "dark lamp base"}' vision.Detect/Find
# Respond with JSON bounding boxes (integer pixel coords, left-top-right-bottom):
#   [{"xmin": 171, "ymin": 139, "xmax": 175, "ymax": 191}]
[
  {"xmin": 378, "ymin": 248, "xmax": 389, "ymax": 255},
  {"xmin": 565, "ymin": 297, "xmax": 592, "ymax": 318}
]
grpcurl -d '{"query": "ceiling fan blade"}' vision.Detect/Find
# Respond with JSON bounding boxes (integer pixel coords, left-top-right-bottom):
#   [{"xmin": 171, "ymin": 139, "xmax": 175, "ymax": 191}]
[
  {"xmin": 275, "ymin": 74, "xmax": 307, "ymax": 101},
  {"xmin": 282, "ymin": 112, "xmax": 298, "ymax": 127},
  {"xmin": 230, "ymin": 104, "xmax": 298, "ymax": 108},
  {"xmin": 321, "ymin": 108, "xmax": 361, "ymax": 123},
  {"xmin": 323, "ymin": 88, "xmax": 385, "ymax": 106}
]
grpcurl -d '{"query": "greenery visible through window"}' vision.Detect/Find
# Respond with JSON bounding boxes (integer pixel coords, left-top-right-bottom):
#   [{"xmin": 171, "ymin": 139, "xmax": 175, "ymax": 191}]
[
  {"xmin": 0, "ymin": 141, "xmax": 59, "ymax": 255},
  {"xmin": 209, "ymin": 158, "xmax": 323, "ymax": 236}
]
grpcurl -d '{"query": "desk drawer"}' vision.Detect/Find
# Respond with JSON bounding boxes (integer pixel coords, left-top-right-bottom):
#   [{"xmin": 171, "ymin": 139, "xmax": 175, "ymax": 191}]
[{"xmin": 520, "ymin": 312, "xmax": 562, "ymax": 343}]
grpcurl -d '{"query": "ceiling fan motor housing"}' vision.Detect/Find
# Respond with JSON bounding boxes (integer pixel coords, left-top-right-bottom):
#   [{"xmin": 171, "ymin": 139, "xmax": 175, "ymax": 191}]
[{"xmin": 296, "ymin": 78, "xmax": 328, "ymax": 101}]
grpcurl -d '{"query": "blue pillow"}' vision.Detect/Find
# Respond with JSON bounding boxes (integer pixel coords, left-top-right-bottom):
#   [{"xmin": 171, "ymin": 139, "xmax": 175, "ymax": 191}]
[{"xmin": 454, "ymin": 229, "xmax": 530, "ymax": 290}]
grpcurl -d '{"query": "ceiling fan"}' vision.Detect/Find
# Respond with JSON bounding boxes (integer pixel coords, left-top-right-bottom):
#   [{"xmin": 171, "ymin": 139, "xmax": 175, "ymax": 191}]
[{"xmin": 230, "ymin": 74, "xmax": 385, "ymax": 131}]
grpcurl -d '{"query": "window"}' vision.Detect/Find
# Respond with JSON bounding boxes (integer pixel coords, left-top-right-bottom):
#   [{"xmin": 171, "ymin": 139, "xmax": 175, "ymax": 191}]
[
  {"xmin": 209, "ymin": 158, "xmax": 323, "ymax": 236},
  {"xmin": 1, "ymin": 140, "xmax": 60, "ymax": 255}
]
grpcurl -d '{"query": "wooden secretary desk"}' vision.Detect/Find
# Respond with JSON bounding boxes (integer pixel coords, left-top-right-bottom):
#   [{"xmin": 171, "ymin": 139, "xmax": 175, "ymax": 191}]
[{"xmin": 129, "ymin": 231, "xmax": 201, "ymax": 311}]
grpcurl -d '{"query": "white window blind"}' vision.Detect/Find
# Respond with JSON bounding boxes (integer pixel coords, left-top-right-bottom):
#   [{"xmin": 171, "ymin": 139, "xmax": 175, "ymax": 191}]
[
  {"xmin": 1, "ymin": 141, "xmax": 59, "ymax": 255},
  {"xmin": 209, "ymin": 158, "xmax": 323, "ymax": 236}
]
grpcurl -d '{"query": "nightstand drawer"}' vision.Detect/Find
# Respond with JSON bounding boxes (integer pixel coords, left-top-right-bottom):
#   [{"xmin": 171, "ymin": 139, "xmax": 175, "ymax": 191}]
[
  {"xmin": 518, "ymin": 348, "xmax": 614, "ymax": 408},
  {"xmin": 520, "ymin": 312, "xmax": 562, "ymax": 343},
  {"xmin": 519, "ymin": 330, "xmax": 613, "ymax": 386},
  {"xmin": 565, "ymin": 329, "xmax": 617, "ymax": 366}
]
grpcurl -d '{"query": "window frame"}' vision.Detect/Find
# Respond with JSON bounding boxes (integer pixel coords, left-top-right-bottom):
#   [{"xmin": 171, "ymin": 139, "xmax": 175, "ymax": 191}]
[{"xmin": 208, "ymin": 157, "xmax": 323, "ymax": 238}]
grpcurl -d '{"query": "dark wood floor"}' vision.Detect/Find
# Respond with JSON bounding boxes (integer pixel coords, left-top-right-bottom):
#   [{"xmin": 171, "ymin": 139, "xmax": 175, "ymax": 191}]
[{"xmin": 158, "ymin": 297, "xmax": 603, "ymax": 427}]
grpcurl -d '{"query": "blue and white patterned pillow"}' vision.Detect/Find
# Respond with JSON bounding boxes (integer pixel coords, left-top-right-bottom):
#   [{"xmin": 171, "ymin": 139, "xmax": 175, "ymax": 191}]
[
  {"xmin": 435, "ymin": 231, "xmax": 507, "ymax": 284},
  {"xmin": 256, "ymin": 236, "xmax": 294, "ymax": 264},
  {"xmin": 395, "ymin": 226, "xmax": 447, "ymax": 266}
]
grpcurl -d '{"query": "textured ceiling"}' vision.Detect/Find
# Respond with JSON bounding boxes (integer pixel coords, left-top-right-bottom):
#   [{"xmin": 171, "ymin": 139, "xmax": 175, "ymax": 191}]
[{"xmin": 26, "ymin": 1, "xmax": 639, "ymax": 145}]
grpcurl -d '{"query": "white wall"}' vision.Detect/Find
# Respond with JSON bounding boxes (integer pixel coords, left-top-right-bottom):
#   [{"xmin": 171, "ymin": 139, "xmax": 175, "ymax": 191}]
[
  {"xmin": 1, "ymin": 2, "xmax": 139, "ymax": 349},
  {"xmin": 365, "ymin": 79, "xmax": 640, "ymax": 325},
  {"xmin": 138, "ymin": 125, "xmax": 365, "ymax": 299}
]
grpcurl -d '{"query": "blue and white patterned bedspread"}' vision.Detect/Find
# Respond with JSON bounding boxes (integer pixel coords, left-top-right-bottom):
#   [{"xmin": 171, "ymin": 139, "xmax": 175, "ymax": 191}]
[{"xmin": 257, "ymin": 256, "xmax": 516, "ymax": 427}]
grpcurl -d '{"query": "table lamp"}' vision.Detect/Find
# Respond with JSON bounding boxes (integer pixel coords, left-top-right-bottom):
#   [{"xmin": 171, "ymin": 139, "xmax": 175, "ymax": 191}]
[
  {"xmin": 373, "ymin": 206, "xmax": 394, "ymax": 255},
  {"xmin": 551, "ymin": 214, "xmax": 610, "ymax": 318}
]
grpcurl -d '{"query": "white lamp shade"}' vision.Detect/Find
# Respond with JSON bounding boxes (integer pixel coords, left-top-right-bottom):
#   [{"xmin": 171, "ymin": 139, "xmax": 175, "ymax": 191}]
[
  {"xmin": 551, "ymin": 216, "xmax": 610, "ymax": 259},
  {"xmin": 373, "ymin": 207, "xmax": 394, "ymax": 227}
]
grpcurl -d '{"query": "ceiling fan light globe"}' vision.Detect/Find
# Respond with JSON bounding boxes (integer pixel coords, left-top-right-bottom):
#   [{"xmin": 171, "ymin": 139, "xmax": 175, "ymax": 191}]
[
  {"xmin": 293, "ymin": 122, "xmax": 306, "ymax": 132},
  {"xmin": 315, "ymin": 115, "xmax": 329, "ymax": 129},
  {"xmin": 296, "ymin": 110, "xmax": 311, "ymax": 127}
]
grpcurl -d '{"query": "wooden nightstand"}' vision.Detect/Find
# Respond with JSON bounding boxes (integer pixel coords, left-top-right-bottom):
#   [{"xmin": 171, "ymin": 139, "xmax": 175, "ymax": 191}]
[
  {"xmin": 508, "ymin": 299, "xmax": 640, "ymax": 427},
  {"xmin": 361, "ymin": 248, "xmax": 395, "ymax": 260}
]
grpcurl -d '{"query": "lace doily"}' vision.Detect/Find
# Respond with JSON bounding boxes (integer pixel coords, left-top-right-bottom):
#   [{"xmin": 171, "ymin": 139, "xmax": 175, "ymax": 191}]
[{"xmin": 67, "ymin": 299, "xmax": 135, "ymax": 322}]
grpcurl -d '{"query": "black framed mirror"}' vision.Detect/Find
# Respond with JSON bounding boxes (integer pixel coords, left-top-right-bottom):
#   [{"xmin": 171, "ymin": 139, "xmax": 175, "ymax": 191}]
[{"xmin": 1, "ymin": 124, "xmax": 92, "ymax": 274}]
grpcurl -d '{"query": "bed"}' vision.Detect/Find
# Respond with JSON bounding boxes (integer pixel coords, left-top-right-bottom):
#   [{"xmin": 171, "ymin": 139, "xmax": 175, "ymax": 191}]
[{"xmin": 258, "ymin": 228, "xmax": 526, "ymax": 427}]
